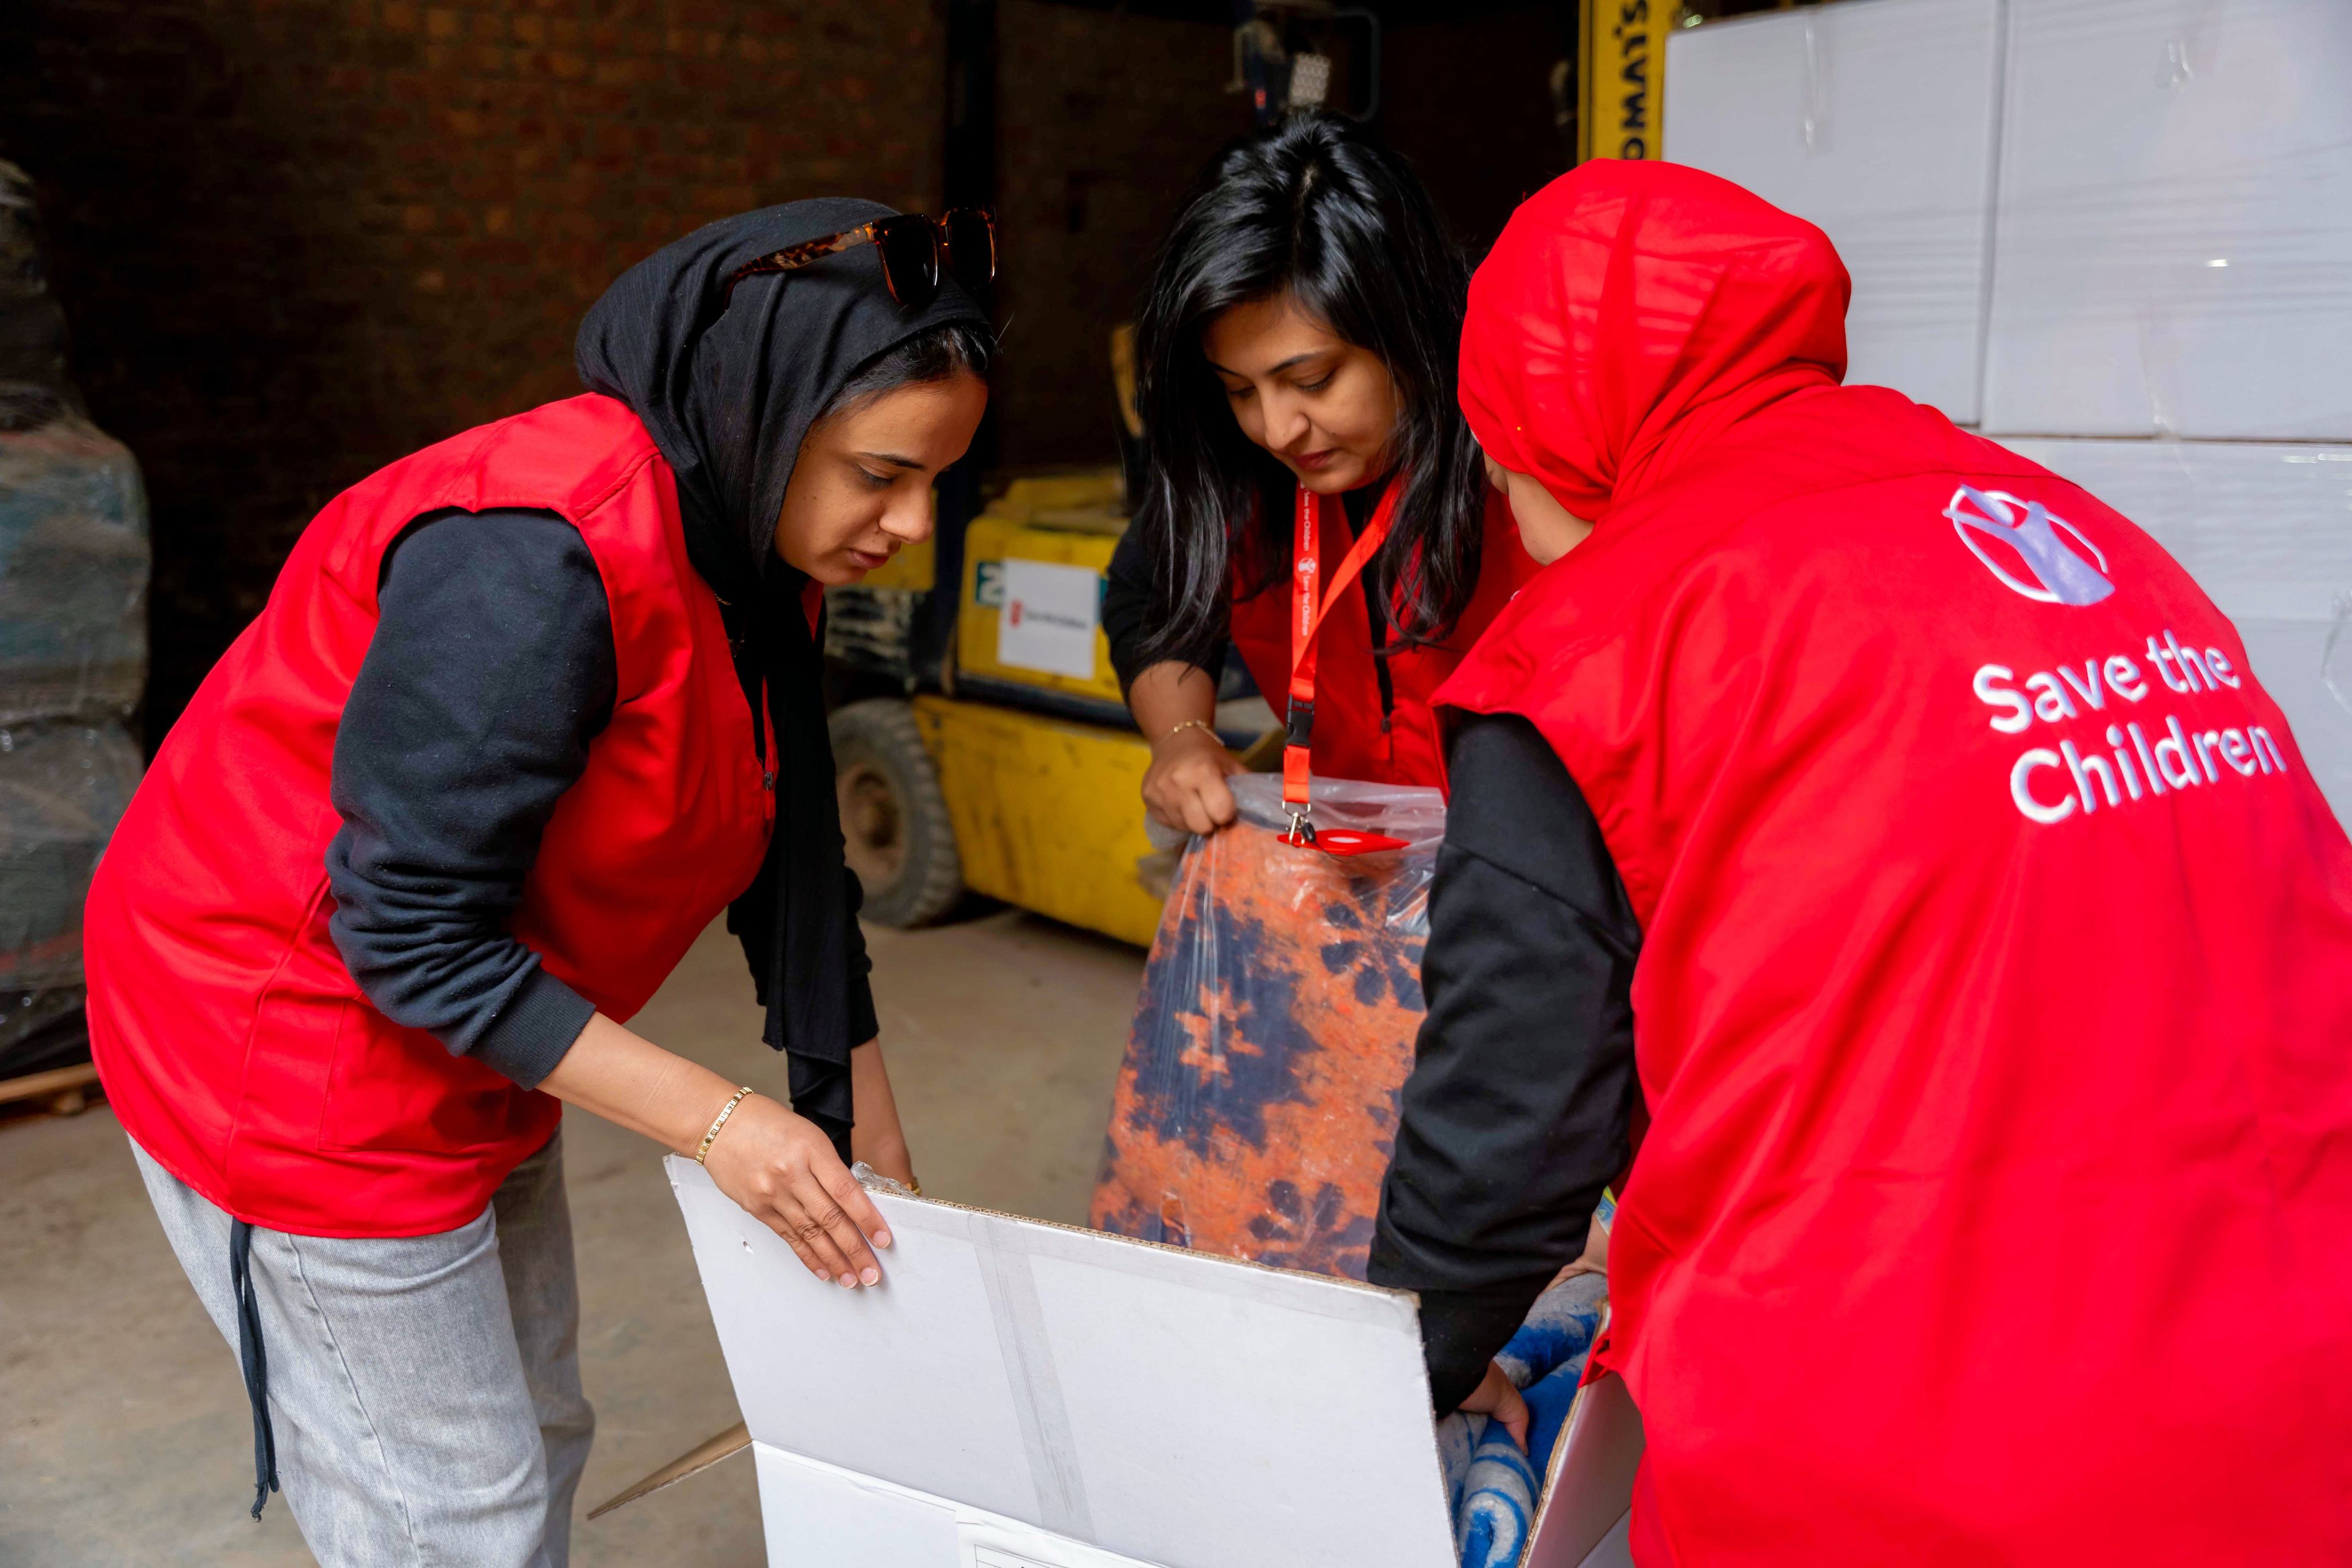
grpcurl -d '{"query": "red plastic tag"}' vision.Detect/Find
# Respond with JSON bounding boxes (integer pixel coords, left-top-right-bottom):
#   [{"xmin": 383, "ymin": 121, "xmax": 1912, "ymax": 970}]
[{"xmin": 1279, "ymin": 824, "xmax": 1409, "ymax": 857}]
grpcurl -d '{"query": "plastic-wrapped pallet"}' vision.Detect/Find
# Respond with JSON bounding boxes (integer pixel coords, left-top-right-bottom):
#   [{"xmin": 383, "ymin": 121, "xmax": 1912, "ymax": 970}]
[
  {"xmin": 1983, "ymin": 0, "xmax": 2352, "ymax": 440},
  {"xmin": 0, "ymin": 160, "xmax": 151, "ymax": 1077},
  {"xmin": 0, "ymin": 722, "xmax": 143, "ymax": 990},
  {"xmin": 1091, "ymin": 774, "xmax": 1444, "ymax": 1280},
  {"xmin": 0, "ymin": 416, "xmax": 149, "ymax": 726},
  {"xmin": 1664, "ymin": 0, "xmax": 2003, "ymax": 424}
]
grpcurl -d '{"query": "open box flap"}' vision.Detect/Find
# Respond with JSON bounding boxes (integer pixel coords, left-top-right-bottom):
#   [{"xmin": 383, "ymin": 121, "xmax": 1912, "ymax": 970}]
[
  {"xmin": 666, "ymin": 1156, "xmax": 1459, "ymax": 1568},
  {"xmin": 1524, "ymin": 1370, "xmax": 1643, "ymax": 1568}
]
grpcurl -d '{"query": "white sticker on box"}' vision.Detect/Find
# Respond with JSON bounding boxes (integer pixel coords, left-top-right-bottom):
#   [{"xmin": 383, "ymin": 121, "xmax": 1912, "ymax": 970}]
[{"xmin": 997, "ymin": 559, "xmax": 1100, "ymax": 680}]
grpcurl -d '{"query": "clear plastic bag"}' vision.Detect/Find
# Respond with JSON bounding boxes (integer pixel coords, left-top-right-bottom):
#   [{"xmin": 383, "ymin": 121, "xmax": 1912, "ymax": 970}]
[
  {"xmin": 1090, "ymin": 773, "xmax": 1445, "ymax": 1279},
  {"xmin": 0, "ymin": 417, "xmax": 150, "ymax": 725},
  {"xmin": 0, "ymin": 721, "xmax": 142, "ymax": 990}
]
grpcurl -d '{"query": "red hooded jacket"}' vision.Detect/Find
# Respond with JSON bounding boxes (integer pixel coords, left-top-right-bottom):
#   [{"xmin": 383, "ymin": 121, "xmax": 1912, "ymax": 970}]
[{"xmin": 1442, "ymin": 162, "xmax": 2352, "ymax": 1563}]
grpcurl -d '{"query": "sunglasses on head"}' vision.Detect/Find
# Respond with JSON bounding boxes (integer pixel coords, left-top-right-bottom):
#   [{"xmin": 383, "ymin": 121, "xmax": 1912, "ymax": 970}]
[{"xmin": 723, "ymin": 208, "xmax": 997, "ymax": 312}]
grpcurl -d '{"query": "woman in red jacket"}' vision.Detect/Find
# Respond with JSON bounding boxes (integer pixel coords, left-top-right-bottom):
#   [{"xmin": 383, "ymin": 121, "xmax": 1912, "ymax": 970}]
[
  {"xmin": 1371, "ymin": 161, "xmax": 2352, "ymax": 1562},
  {"xmin": 1102, "ymin": 113, "xmax": 1534, "ymax": 830},
  {"xmin": 85, "ymin": 200, "xmax": 992, "ymax": 1565}
]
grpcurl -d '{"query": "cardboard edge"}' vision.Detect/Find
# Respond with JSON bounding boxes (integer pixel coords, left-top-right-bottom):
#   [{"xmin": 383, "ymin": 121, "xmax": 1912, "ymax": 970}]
[
  {"xmin": 586, "ymin": 1419, "xmax": 752, "ymax": 1521},
  {"xmin": 1520, "ymin": 1367, "xmax": 1644, "ymax": 1568},
  {"xmin": 663, "ymin": 1154, "xmax": 1422, "ymax": 1312}
]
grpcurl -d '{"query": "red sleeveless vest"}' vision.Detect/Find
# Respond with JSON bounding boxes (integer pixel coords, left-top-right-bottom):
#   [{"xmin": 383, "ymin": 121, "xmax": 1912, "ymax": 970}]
[
  {"xmin": 86, "ymin": 394, "xmax": 775, "ymax": 1238},
  {"xmin": 1442, "ymin": 388, "xmax": 2352, "ymax": 1563},
  {"xmin": 1225, "ymin": 480, "xmax": 1533, "ymax": 787}
]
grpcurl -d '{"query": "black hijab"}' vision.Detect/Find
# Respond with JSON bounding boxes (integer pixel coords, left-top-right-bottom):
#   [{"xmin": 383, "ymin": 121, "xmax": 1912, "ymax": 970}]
[{"xmin": 576, "ymin": 199, "xmax": 985, "ymax": 1156}]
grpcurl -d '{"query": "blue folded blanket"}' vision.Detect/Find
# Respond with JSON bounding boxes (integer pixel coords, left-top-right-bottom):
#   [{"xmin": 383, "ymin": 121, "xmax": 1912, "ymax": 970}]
[{"xmin": 1439, "ymin": 1272, "xmax": 1608, "ymax": 1568}]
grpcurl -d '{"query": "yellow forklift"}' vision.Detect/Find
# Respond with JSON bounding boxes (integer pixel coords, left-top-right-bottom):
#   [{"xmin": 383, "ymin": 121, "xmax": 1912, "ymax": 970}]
[{"xmin": 823, "ymin": 453, "xmax": 1270, "ymax": 949}]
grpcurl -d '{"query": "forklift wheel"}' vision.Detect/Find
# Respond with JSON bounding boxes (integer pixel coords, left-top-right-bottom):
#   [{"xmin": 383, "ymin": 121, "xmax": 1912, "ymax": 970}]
[{"xmin": 830, "ymin": 698, "xmax": 964, "ymax": 928}]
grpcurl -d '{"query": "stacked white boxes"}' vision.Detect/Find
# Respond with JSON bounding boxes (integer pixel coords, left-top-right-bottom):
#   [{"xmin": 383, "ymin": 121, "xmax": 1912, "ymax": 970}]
[
  {"xmin": 1983, "ymin": 0, "xmax": 2352, "ymax": 442},
  {"xmin": 1667, "ymin": 0, "xmax": 2352, "ymax": 824},
  {"xmin": 1662, "ymin": 0, "xmax": 2004, "ymax": 424}
]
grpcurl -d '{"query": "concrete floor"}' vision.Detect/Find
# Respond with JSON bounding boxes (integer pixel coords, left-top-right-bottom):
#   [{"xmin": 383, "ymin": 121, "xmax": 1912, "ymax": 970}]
[{"xmin": 0, "ymin": 909, "xmax": 1145, "ymax": 1566}]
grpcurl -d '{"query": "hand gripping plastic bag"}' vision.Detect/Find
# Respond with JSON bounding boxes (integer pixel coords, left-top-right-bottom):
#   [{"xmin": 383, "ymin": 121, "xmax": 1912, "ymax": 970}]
[{"xmin": 1090, "ymin": 773, "xmax": 1445, "ymax": 1280}]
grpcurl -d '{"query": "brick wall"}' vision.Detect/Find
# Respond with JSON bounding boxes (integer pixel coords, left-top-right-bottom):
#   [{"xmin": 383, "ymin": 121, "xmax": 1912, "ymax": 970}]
[
  {"xmin": 1381, "ymin": 7, "xmax": 1570, "ymax": 254},
  {"xmin": 988, "ymin": 3, "xmax": 1569, "ymax": 472},
  {"xmin": 991, "ymin": 0, "xmax": 1237, "ymax": 472},
  {"xmin": 0, "ymin": 0, "xmax": 942, "ymax": 734}
]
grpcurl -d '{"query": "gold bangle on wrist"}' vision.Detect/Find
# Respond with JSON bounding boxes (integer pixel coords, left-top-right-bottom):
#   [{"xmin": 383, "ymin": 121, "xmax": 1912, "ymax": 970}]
[
  {"xmin": 1162, "ymin": 718, "xmax": 1216, "ymax": 745},
  {"xmin": 695, "ymin": 1086, "xmax": 756, "ymax": 1165}
]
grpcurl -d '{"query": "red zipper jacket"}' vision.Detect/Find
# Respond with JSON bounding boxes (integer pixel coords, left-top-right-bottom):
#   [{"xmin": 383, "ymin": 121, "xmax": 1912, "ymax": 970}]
[
  {"xmin": 86, "ymin": 394, "xmax": 775, "ymax": 1237},
  {"xmin": 1441, "ymin": 162, "xmax": 2352, "ymax": 1564}
]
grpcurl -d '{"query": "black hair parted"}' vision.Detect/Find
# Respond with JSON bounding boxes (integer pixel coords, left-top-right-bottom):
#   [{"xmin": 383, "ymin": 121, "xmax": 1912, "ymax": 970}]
[
  {"xmin": 823, "ymin": 319, "xmax": 996, "ymax": 421},
  {"xmin": 1130, "ymin": 111, "xmax": 1487, "ymax": 664}
]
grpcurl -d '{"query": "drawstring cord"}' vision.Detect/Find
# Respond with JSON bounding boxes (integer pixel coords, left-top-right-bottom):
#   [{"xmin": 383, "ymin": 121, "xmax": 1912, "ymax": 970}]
[{"xmin": 229, "ymin": 1220, "xmax": 281, "ymax": 1520}]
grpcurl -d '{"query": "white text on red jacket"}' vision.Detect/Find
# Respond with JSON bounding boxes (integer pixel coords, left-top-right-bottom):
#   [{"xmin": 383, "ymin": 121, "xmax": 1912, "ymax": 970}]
[{"xmin": 1972, "ymin": 630, "xmax": 2291, "ymax": 825}]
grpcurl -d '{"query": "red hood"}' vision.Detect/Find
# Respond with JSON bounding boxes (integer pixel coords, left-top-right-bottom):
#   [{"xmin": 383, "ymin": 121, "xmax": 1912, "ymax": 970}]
[{"xmin": 1460, "ymin": 160, "xmax": 1851, "ymax": 523}]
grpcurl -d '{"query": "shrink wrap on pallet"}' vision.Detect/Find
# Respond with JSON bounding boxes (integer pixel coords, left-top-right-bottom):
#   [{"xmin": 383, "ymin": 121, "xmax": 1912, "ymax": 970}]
[
  {"xmin": 0, "ymin": 160, "xmax": 150, "ymax": 1075},
  {"xmin": 0, "ymin": 418, "xmax": 150, "ymax": 726},
  {"xmin": 1665, "ymin": 0, "xmax": 2002, "ymax": 424},
  {"xmin": 1983, "ymin": 0, "xmax": 2352, "ymax": 439},
  {"xmin": 1091, "ymin": 774, "xmax": 1444, "ymax": 1280},
  {"xmin": 0, "ymin": 721, "xmax": 142, "ymax": 991}
]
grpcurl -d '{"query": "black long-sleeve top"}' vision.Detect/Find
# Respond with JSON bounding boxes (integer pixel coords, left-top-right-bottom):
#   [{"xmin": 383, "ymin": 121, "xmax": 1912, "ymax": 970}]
[
  {"xmin": 1368, "ymin": 711, "xmax": 1643, "ymax": 1413},
  {"xmin": 324, "ymin": 508, "xmax": 875, "ymax": 1090}
]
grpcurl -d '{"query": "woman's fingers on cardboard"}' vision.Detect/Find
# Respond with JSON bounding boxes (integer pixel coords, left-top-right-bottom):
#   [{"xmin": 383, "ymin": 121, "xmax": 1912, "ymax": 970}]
[
  {"xmin": 778, "ymin": 1175, "xmax": 877, "ymax": 1286},
  {"xmin": 766, "ymin": 1214, "xmax": 838, "ymax": 1281},
  {"xmin": 822, "ymin": 1166, "xmax": 893, "ymax": 1250},
  {"xmin": 779, "ymin": 1207, "xmax": 847, "ymax": 1279},
  {"xmin": 813, "ymin": 1191, "xmax": 881, "ymax": 1286}
]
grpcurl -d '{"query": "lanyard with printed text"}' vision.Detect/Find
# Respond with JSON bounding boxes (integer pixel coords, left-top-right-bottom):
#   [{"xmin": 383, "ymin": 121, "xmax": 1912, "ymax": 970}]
[{"xmin": 1282, "ymin": 484, "xmax": 1406, "ymax": 855}]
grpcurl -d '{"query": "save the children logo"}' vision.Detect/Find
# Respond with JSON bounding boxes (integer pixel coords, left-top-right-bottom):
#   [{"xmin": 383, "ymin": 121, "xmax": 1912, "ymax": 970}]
[{"xmin": 1945, "ymin": 486, "xmax": 2115, "ymax": 607}]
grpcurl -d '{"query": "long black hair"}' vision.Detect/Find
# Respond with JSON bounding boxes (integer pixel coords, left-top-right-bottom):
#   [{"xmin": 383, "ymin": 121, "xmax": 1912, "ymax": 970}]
[{"xmin": 1130, "ymin": 112, "xmax": 1486, "ymax": 663}]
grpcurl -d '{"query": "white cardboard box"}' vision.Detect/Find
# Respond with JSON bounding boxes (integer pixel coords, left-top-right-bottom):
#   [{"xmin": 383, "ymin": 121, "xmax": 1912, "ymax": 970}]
[
  {"xmin": 2005, "ymin": 437, "xmax": 2352, "ymax": 823},
  {"xmin": 664, "ymin": 1157, "xmax": 1643, "ymax": 1568},
  {"xmin": 1664, "ymin": 0, "xmax": 2003, "ymax": 424},
  {"xmin": 1982, "ymin": 0, "xmax": 2352, "ymax": 439}
]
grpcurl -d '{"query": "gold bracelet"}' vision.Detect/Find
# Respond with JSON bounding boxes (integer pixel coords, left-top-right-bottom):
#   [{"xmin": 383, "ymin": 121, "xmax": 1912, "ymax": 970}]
[
  {"xmin": 1162, "ymin": 718, "xmax": 1217, "ymax": 744},
  {"xmin": 695, "ymin": 1086, "xmax": 756, "ymax": 1165}
]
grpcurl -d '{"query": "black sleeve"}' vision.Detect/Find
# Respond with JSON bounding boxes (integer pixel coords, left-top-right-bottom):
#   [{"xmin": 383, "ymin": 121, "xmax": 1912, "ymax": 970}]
[
  {"xmin": 844, "ymin": 868, "xmax": 879, "ymax": 1047},
  {"xmin": 326, "ymin": 508, "xmax": 618, "ymax": 1090},
  {"xmin": 1102, "ymin": 518, "xmax": 1225, "ymax": 696},
  {"xmin": 1369, "ymin": 711, "xmax": 1642, "ymax": 1414}
]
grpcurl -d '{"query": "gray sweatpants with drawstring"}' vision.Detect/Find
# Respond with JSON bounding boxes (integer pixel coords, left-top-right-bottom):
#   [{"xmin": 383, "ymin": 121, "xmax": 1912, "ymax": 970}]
[{"xmin": 131, "ymin": 1129, "xmax": 595, "ymax": 1568}]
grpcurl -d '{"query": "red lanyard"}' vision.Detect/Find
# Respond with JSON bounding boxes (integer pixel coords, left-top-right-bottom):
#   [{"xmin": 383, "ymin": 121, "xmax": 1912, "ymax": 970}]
[{"xmin": 1282, "ymin": 484, "xmax": 1406, "ymax": 855}]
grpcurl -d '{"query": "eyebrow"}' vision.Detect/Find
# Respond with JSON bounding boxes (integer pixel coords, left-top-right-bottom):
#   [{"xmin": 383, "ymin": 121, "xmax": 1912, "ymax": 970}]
[
  {"xmin": 1204, "ymin": 349, "xmax": 1330, "ymax": 381},
  {"xmin": 856, "ymin": 451, "xmax": 925, "ymax": 471}
]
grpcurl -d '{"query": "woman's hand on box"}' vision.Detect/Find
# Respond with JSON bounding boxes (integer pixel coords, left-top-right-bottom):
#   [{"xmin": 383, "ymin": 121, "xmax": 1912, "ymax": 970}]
[
  {"xmin": 705, "ymin": 1094, "xmax": 893, "ymax": 1288},
  {"xmin": 1460, "ymin": 1359, "xmax": 1531, "ymax": 1450}
]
